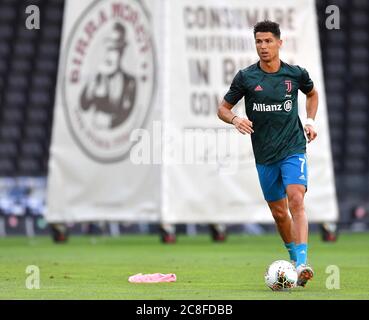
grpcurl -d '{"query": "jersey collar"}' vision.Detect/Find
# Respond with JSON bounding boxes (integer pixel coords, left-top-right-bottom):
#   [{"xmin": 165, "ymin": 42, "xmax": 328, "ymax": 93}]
[{"xmin": 257, "ymin": 60, "xmax": 284, "ymax": 74}]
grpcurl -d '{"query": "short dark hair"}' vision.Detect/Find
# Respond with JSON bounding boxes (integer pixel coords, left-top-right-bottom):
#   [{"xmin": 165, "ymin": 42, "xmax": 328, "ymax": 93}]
[
  {"xmin": 253, "ymin": 20, "xmax": 281, "ymax": 39},
  {"xmin": 106, "ymin": 22, "xmax": 127, "ymax": 54}
]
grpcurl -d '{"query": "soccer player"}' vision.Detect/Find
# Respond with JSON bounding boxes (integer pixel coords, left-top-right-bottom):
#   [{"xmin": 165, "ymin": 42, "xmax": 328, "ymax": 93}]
[{"xmin": 217, "ymin": 20, "xmax": 318, "ymax": 287}]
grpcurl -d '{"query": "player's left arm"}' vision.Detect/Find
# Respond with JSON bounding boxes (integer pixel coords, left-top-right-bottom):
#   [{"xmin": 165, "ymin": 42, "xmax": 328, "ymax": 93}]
[{"xmin": 304, "ymin": 87, "xmax": 318, "ymax": 143}]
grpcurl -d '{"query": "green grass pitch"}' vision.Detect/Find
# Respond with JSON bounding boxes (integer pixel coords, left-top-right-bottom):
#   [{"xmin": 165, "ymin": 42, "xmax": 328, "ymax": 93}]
[{"xmin": 0, "ymin": 232, "xmax": 368, "ymax": 300}]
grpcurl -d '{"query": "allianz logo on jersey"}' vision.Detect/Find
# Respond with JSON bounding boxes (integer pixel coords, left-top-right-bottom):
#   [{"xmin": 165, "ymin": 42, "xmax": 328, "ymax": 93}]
[{"xmin": 252, "ymin": 100, "xmax": 293, "ymax": 112}]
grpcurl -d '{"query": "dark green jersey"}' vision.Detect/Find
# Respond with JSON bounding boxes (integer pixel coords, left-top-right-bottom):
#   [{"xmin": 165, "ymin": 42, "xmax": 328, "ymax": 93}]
[{"xmin": 224, "ymin": 61, "xmax": 314, "ymax": 165}]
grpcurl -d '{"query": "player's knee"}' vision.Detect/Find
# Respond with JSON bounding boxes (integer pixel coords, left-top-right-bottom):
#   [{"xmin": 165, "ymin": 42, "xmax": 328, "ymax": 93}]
[
  {"xmin": 271, "ymin": 208, "xmax": 289, "ymax": 223},
  {"xmin": 288, "ymin": 192, "xmax": 304, "ymax": 211}
]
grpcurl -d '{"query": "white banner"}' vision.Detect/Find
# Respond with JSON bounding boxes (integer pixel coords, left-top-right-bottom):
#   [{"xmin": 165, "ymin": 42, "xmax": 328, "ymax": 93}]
[
  {"xmin": 46, "ymin": 0, "xmax": 162, "ymax": 222},
  {"xmin": 47, "ymin": 0, "xmax": 338, "ymax": 224},
  {"xmin": 162, "ymin": 0, "xmax": 338, "ymax": 223}
]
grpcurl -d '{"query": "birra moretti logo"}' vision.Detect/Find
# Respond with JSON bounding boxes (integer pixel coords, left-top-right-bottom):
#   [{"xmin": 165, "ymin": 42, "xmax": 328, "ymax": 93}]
[
  {"xmin": 62, "ymin": 0, "xmax": 155, "ymax": 163},
  {"xmin": 253, "ymin": 100, "xmax": 293, "ymax": 112}
]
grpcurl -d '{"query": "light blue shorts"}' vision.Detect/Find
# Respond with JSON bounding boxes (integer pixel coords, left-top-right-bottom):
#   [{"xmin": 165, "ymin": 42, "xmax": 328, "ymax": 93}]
[{"xmin": 256, "ymin": 153, "xmax": 308, "ymax": 202}]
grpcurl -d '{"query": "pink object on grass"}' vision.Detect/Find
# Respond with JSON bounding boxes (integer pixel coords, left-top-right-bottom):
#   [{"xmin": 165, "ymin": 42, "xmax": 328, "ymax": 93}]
[{"xmin": 128, "ymin": 273, "xmax": 177, "ymax": 283}]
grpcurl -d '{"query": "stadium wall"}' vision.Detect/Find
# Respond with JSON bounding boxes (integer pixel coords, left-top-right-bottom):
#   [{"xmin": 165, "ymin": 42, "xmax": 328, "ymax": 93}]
[{"xmin": 46, "ymin": 0, "xmax": 338, "ymax": 224}]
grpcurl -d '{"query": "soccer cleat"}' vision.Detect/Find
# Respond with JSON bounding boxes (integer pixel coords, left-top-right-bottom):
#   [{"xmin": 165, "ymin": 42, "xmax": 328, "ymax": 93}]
[{"xmin": 296, "ymin": 264, "xmax": 314, "ymax": 287}]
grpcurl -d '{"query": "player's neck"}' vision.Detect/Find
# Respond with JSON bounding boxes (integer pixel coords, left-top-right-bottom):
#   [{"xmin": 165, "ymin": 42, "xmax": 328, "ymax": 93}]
[{"xmin": 259, "ymin": 58, "xmax": 281, "ymax": 73}]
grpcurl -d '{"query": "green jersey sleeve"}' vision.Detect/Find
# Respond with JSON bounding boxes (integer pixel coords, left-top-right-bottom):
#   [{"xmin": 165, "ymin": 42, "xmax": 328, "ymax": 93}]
[
  {"xmin": 224, "ymin": 70, "xmax": 245, "ymax": 105},
  {"xmin": 299, "ymin": 67, "xmax": 314, "ymax": 94}
]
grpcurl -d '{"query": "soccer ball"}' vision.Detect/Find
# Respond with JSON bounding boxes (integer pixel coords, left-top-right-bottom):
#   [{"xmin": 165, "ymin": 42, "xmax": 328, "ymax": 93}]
[{"xmin": 264, "ymin": 260, "xmax": 297, "ymax": 291}]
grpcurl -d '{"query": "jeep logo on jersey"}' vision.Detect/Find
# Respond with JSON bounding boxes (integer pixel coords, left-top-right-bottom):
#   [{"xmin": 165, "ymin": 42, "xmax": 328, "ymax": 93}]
[
  {"xmin": 62, "ymin": 0, "xmax": 155, "ymax": 163},
  {"xmin": 283, "ymin": 100, "xmax": 293, "ymax": 112}
]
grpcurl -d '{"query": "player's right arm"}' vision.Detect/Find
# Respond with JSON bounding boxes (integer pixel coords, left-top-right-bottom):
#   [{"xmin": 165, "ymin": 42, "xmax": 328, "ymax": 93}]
[
  {"xmin": 217, "ymin": 100, "xmax": 254, "ymax": 135},
  {"xmin": 217, "ymin": 70, "xmax": 253, "ymax": 135}
]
